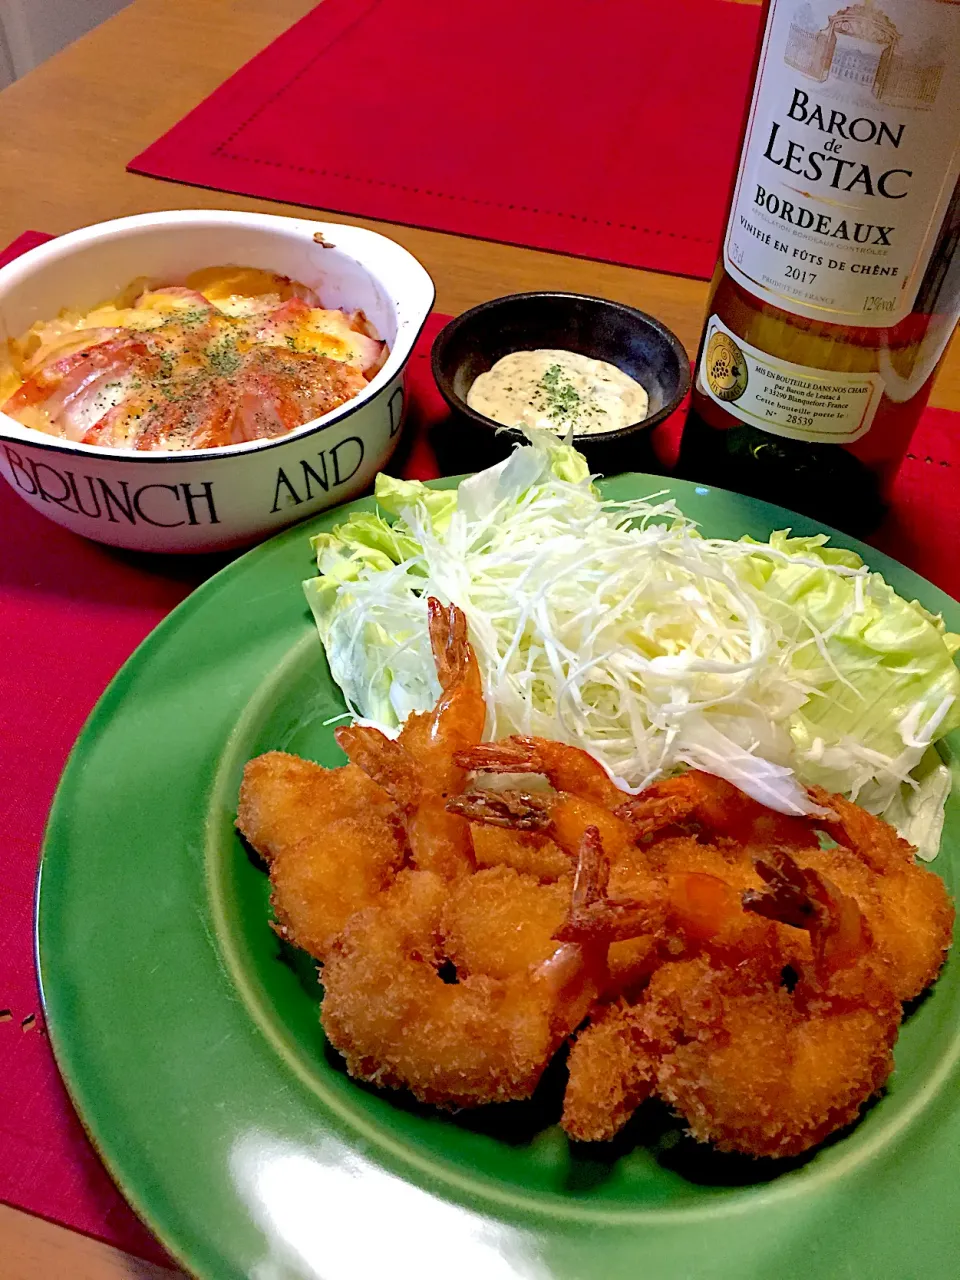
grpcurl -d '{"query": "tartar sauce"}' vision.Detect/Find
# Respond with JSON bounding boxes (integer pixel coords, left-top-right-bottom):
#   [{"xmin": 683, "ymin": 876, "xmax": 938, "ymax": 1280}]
[{"xmin": 467, "ymin": 349, "xmax": 648, "ymax": 436}]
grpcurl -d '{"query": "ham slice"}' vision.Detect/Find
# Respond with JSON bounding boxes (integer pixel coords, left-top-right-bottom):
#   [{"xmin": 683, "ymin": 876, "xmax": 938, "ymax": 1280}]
[{"xmin": 3, "ymin": 338, "xmax": 144, "ymax": 440}]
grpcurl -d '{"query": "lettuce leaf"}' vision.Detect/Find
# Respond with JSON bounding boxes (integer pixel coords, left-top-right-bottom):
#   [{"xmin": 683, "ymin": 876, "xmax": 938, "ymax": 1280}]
[
  {"xmin": 740, "ymin": 531, "xmax": 960, "ymax": 813},
  {"xmin": 303, "ymin": 434, "xmax": 960, "ymax": 850}
]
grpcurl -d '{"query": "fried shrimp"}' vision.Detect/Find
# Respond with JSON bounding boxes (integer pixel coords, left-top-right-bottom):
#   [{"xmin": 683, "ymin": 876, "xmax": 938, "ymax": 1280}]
[
  {"xmin": 450, "ymin": 755, "xmax": 657, "ymax": 989},
  {"xmin": 450, "ymin": 755, "xmax": 801, "ymax": 990},
  {"xmin": 399, "ymin": 597, "xmax": 485, "ymax": 786},
  {"xmin": 562, "ymin": 999, "xmax": 655, "ymax": 1144},
  {"xmin": 441, "ymin": 866, "xmax": 572, "ymax": 980},
  {"xmin": 616, "ymin": 770, "xmax": 817, "ymax": 849},
  {"xmin": 457, "ymin": 736, "xmax": 625, "ymax": 809},
  {"xmin": 453, "ymin": 739, "xmax": 638, "ymax": 869},
  {"xmin": 470, "ymin": 823, "xmax": 573, "ymax": 883},
  {"xmin": 562, "ymin": 853, "xmax": 788, "ymax": 1143},
  {"xmin": 321, "ymin": 832, "xmax": 632, "ymax": 1107},
  {"xmin": 334, "ymin": 723, "xmax": 475, "ymax": 880},
  {"xmin": 236, "ymin": 753, "xmax": 405, "ymax": 961},
  {"xmin": 564, "ymin": 851, "xmax": 902, "ymax": 1155},
  {"xmin": 803, "ymin": 787, "xmax": 955, "ymax": 1002},
  {"xmin": 239, "ymin": 597, "xmax": 954, "ymax": 1160},
  {"xmin": 335, "ymin": 598, "xmax": 483, "ymax": 879}
]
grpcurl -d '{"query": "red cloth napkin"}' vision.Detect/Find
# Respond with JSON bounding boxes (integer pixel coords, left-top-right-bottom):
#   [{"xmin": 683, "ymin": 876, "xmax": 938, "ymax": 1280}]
[
  {"xmin": 129, "ymin": 0, "xmax": 763, "ymax": 280},
  {"xmin": 0, "ymin": 230, "xmax": 957, "ymax": 1269}
]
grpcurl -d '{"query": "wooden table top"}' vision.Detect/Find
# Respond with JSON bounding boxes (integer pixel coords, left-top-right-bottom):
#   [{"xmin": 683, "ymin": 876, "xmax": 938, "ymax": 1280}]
[{"xmin": 1, "ymin": 0, "xmax": 957, "ymax": 1277}]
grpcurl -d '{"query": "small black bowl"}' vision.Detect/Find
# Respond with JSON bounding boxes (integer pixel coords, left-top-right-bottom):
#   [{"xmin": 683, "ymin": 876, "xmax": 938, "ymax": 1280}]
[{"xmin": 431, "ymin": 291, "xmax": 691, "ymax": 475}]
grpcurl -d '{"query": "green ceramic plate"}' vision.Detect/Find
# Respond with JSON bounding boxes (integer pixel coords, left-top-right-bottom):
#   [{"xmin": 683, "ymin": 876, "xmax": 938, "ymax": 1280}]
[{"xmin": 38, "ymin": 474, "xmax": 960, "ymax": 1280}]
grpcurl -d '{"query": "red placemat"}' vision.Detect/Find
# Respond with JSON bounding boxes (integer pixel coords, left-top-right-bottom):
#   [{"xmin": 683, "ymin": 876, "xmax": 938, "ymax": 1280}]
[
  {"xmin": 0, "ymin": 231, "xmax": 956, "ymax": 1269},
  {"xmin": 129, "ymin": 0, "xmax": 763, "ymax": 280}
]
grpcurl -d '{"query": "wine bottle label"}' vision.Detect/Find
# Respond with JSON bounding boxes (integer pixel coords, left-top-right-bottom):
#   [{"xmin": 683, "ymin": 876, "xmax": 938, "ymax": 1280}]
[
  {"xmin": 723, "ymin": 0, "xmax": 960, "ymax": 328},
  {"xmin": 699, "ymin": 315, "xmax": 884, "ymax": 442}
]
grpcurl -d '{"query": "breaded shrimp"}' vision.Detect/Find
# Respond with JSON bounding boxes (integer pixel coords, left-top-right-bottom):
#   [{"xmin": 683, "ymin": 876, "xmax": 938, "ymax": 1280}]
[
  {"xmin": 471, "ymin": 823, "xmax": 573, "ymax": 883},
  {"xmin": 564, "ymin": 852, "xmax": 902, "ymax": 1155},
  {"xmin": 457, "ymin": 736, "xmax": 625, "ymax": 809},
  {"xmin": 441, "ymin": 866, "xmax": 572, "ymax": 980},
  {"xmin": 443, "ymin": 786, "xmax": 580, "ymax": 882},
  {"xmin": 450, "ymin": 771, "xmax": 659, "ymax": 990},
  {"xmin": 239, "ymin": 590, "xmax": 953, "ymax": 1161},
  {"xmin": 399, "ymin": 597, "xmax": 485, "ymax": 789},
  {"xmin": 562, "ymin": 849, "xmax": 790, "ymax": 1143},
  {"xmin": 236, "ymin": 753, "xmax": 405, "ymax": 961},
  {"xmin": 320, "ymin": 829, "xmax": 645, "ymax": 1108},
  {"xmin": 803, "ymin": 787, "xmax": 954, "ymax": 1002},
  {"xmin": 640, "ymin": 950, "xmax": 899, "ymax": 1159},
  {"xmin": 449, "ymin": 785, "xmax": 637, "ymax": 874},
  {"xmin": 336, "ymin": 598, "xmax": 483, "ymax": 879},
  {"xmin": 616, "ymin": 770, "xmax": 817, "ymax": 849},
  {"xmin": 550, "ymin": 794, "xmax": 638, "ymax": 869},
  {"xmin": 336, "ymin": 724, "xmax": 475, "ymax": 879},
  {"xmin": 625, "ymin": 833, "xmax": 814, "ymax": 974},
  {"xmin": 453, "ymin": 770, "xmax": 789, "ymax": 988},
  {"xmin": 562, "ymin": 999, "xmax": 655, "ymax": 1144},
  {"xmin": 453, "ymin": 736, "xmax": 640, "ymax": 873}
]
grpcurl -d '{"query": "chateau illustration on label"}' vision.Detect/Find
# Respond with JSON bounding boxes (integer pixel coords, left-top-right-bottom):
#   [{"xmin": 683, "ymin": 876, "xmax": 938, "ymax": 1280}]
[{"xmin": 785, "ymin": 0, "xmax": 945, "ymax": 108}]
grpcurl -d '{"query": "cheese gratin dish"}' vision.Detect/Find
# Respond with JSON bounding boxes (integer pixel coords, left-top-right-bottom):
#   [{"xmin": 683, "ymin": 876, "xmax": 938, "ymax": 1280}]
[{"xmin": 0, "ymin": 267, "xmax": 387, "ymax": 451}]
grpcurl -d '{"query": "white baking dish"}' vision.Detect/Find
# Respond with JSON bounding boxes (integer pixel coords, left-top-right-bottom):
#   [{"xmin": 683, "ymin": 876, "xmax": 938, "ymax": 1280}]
[{"xmin": 0, "ymin": 210, "xmax": 435, "ymax": 552}]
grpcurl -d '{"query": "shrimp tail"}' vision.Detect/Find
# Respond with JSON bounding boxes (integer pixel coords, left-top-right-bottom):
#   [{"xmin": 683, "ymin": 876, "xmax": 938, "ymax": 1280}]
[
  {"xmin": 614, "ymin": 791, "xmax": 700, "ymax": 838},
  {"xmin": 742, "ymin": 847, "xmax": 824, "ymax": 931},
  {"xmin": 455, "ymin": 737, "xmax": 624, "ymax": 809},
  {"xmin": 454, "ymin": 740, "xmax": 541, "ymax": 775},
  {"xmin": 555, "ymin": 827, "xmax": 664, "ymax": 945},
  {"xmin": 427, "ymin": 597, "xmax": 479, "ymax": 695},
  {"xmin": 744, "ymin": 847, "xmax": 871, "ymax": 978},
  {"xmin": 335, "ymin": 724, "xmax": 421, "ymax": 812},
  {"xmin": 445, "ymin": 788, "xmax": 553, "ymax": 831},
  {"xmin": 571, "ymin": 826, "xmax": 610, "ymax": 913}
]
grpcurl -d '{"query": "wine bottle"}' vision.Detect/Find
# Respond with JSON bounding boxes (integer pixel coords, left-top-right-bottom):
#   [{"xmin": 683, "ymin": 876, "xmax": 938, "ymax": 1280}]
[{"xmin": 679, "ymin": 0, "xmax": 960, "ymax": 534}]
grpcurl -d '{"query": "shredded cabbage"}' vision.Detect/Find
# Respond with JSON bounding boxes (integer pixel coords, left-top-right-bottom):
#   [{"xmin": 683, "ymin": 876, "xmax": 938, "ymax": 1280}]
[{"xmin": 304, "ymin": 432, "xmax": 960, "ymax": 850}]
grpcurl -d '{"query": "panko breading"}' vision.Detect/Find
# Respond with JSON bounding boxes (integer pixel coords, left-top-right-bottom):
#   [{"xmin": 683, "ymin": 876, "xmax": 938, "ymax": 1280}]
[
  {"xmin": 321, "ymin": 867, "xmax": 603, "ymax": 1108},
  {"xmin": 562, "ymin": 999, "xmax": 655, "ymax": 1144},
  {"xmin": 470, "ymin": 824, "xmax": 572, "ymax": 883},
  {"xmin": 334, "ymin": 599, "xmax": 485, "ymax": 881},
  {"xmin": 237, "ymin": 752, "xmax": 404, "ymax": 961},
  {"xmin": 563, "ymin": 849, "xmax": 905, "ymax": 1153},
  {"xmin": 441, "ymin": 867, "xmax": 572, "ymax": 980},
  {"xmin": 807, "ymin": 788, "xmax": 954, "ymax": 1002},
  {"xmin": 633, "ymin": 954, "xmax": 901, "ymax": 1158}
]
